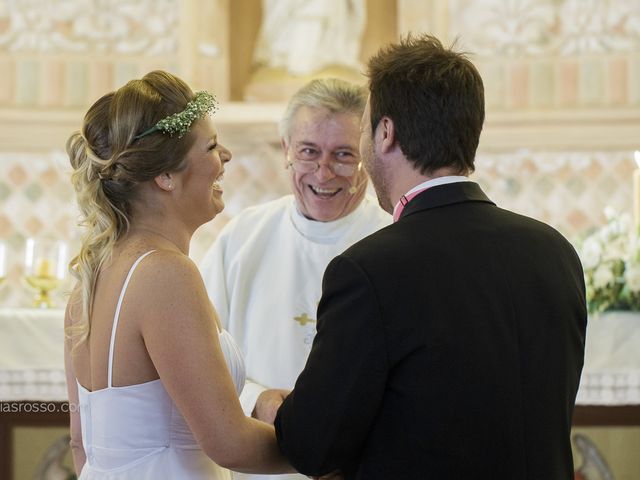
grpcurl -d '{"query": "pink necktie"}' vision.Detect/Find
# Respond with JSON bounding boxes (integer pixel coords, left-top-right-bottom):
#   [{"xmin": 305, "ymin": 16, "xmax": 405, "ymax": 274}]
[{"xmin": 393, "ymin": 187, "xmax": 430, "ymax": 222}]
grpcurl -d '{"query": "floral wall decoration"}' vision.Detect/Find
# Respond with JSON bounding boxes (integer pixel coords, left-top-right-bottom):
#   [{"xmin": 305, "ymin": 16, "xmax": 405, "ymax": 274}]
[{"xmin": 0, "ymin": 0, "xmax": 178, "ymax": 54}]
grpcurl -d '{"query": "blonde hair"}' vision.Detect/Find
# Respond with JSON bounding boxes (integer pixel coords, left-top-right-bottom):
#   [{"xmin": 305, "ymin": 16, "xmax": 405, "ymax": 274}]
[{"xmin": 67, "ymin": 70, "xmax": 198, "ymax": 348}]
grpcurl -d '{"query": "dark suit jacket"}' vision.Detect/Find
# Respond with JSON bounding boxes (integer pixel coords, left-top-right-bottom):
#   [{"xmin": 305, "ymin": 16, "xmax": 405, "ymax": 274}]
[{"xmin": 275, "ymin": 181, "xmax": 586, "ymax": 480}]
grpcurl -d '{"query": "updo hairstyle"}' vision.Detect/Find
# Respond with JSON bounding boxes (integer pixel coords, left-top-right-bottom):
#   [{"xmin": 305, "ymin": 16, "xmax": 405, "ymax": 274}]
[{"xmin": 66, "ymin": 70, "xmax": 198, "ymax": 345}]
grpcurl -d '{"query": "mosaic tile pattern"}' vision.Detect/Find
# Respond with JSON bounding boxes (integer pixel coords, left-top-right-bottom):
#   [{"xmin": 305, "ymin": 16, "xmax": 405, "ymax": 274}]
[
  {"xmin": 0, "ymin": 144, "xmax": 291, "ymax": 308},
  {"xmin": 472, "ymin": 150, "xmax": 636, "ymax": 238},
  {"xmin": 1, "ymin": 148, "xmax": 637, "ymax": 307}
]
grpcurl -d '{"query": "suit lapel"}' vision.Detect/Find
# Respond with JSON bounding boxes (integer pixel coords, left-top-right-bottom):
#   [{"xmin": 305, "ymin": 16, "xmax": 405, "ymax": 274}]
[{"xmin": 400, "ymin": 181, "xmax": 495, "ymax": 220}]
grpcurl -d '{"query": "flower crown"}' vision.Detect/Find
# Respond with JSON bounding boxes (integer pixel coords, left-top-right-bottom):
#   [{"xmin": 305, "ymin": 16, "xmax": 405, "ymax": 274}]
[{"xmin": 134, "ymin": 91, "xmax": 218, "ymax": 140}]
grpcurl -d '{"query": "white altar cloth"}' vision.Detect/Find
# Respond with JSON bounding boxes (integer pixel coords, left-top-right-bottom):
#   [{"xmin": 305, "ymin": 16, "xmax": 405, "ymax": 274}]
[
  {"xmin": 0, "ymin": 308, "xmax": 66, "ymax": 401},
  {"xmin": 0, "ymin": 308, "xmax": 638, "ymax": 405},
  {"xmin": 576, "ymin": 311, "xmax": 640, "ymax": 405}
]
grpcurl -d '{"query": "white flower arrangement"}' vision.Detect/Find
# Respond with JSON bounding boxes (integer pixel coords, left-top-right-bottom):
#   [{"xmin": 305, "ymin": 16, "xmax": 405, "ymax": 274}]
[{"xmin": 579, "ymin": 207, "xmax": 640, "ymax": 313}]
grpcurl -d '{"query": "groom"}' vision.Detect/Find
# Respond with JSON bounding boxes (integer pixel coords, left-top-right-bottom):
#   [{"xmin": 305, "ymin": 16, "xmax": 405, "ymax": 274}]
[{"xmin": 274, "ymin": 34, "xmax": 587, "ymax": 479}]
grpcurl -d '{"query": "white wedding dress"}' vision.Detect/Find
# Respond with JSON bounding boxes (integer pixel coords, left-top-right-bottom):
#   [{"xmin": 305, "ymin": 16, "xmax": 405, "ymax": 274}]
[{"xmin": 76, "ymin": 251, "xmax": 246, "ymax": 479}]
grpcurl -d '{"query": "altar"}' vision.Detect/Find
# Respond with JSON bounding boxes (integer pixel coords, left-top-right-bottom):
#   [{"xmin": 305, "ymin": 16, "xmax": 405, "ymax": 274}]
[
  {"xmin": 0, "ymin": 308, "xmax": 66, "ymax": 402},
  {"xmin": 573, "ymin": 311, "xmax": 640, "ymax": 425},
  {"xmin": 1, "ymin": 306, "xmax": 638, "ymax": 406},
  {"xmin": 0, "ymin": 308, "xmax": 67, "ymax": 478},
  {"xmin": 0, "ymin": 308, "xmax": 639, "ymax": 478}
]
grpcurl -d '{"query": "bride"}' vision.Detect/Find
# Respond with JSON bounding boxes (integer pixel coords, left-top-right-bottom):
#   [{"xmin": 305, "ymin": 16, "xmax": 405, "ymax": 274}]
[{"xmin": 64, "ymin": 70, "xmax": 294, "ymax": 478}]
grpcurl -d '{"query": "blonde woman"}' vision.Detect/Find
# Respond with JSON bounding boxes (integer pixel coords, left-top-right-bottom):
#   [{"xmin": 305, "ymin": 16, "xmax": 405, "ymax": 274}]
[{"xmin": 64, "ymin": 70, "xmax": 293, "ymax": 478}]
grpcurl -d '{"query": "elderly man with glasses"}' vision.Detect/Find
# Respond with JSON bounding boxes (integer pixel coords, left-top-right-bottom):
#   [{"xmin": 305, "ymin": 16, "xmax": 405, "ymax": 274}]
[{"xmin": 199, "ymin": 78, "xmax": 390, "ymax": 480}]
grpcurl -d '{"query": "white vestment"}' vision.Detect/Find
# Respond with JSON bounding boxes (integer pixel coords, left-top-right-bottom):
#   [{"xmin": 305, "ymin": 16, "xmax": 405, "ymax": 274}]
[{"xmin": 199, "ymin": 195, "xmax": 390, "ymax": 480}]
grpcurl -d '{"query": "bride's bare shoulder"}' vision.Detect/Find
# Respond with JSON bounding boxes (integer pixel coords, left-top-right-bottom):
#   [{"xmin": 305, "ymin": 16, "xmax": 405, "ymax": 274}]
[{"xmin": 122, "ymin": 248, "xmax": 205, "ymax": 300}]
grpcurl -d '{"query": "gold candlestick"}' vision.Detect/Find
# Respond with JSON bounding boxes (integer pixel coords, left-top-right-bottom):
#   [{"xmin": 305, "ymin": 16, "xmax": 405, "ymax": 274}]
[
  {"xmin": 25, "ymin": 258, "xmax": 61, "ymax": 308},
  {"xmin": 24, "ymin": 238, "xmax": 67, "ymax": 308}
]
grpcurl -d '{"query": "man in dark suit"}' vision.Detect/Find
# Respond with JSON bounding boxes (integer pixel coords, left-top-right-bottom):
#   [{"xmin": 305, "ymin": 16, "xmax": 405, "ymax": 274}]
[{"xmin": 274, "ymin": 34, "xmax": 587, "ymax": 480}]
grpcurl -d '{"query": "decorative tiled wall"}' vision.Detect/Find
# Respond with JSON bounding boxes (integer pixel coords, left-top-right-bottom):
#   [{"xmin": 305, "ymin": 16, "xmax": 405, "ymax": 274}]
[
  {"xmin": 0, "ymin": 147, "xmax": 636, "ymax": 307},
  {"xmin": 0, "ymin": 0, "xmax": 638, "ymax": 309},
  {"xmin": 0, "ymin": 140, "xmax": 291, "ymax": 307},
  {"xmin": 472, "ymin": 150, "xmax": 636, "ymax": 234}
]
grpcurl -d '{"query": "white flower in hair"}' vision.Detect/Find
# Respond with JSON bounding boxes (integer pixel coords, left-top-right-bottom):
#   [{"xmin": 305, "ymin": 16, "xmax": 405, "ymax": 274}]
[{"xmin": 135, "ymin": 91, "xmax": 218, "ymax": 140}]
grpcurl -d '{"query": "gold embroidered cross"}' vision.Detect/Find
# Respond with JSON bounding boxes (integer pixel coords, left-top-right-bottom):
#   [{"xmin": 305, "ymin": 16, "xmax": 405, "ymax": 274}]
[{"xmin": 294, "ymin": 313, "xmax": 316, "ymax": 326}]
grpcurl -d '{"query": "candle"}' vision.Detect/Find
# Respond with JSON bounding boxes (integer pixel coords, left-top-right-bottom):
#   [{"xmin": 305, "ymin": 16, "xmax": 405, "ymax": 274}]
[
  {"xmin": 56, "ymin": 242, "xmax": 68, "ymax": 280},
  {"xmin": 635, "ymin": 151, "xmax": 640, "ymax": 235}
]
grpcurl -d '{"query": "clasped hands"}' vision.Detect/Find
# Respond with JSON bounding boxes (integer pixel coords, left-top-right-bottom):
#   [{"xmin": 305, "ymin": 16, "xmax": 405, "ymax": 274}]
[
  {"xmin": 252, "ymin": 388, "xmax": 289, "ymax": 424},
  {"xmin": 253, "ymin": 389, "xmax": 343, "ymax": 480}
]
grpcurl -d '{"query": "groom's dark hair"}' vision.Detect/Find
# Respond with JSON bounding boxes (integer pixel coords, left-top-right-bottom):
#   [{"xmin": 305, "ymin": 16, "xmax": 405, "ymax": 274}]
[{"xmin": 366, "ymin": 33, "xmax": 485, "ymax": 176}]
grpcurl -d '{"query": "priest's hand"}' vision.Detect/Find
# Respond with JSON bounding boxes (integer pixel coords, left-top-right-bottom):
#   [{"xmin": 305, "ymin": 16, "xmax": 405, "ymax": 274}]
[{"xmin": 252, "ymin": 388, "xmax": 290, "ymax": 424}]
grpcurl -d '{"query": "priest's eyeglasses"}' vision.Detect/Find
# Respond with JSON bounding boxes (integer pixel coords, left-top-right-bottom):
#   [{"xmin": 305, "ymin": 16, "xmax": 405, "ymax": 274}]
[{"xmin": 287, "ymin": 159, "xmax": 362, "ymax": 177}]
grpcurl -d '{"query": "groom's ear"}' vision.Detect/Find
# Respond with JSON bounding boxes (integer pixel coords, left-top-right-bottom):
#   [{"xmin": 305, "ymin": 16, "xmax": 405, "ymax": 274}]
[{"xmin": 377, "ymin": 116, "xmax": 396, "ymax": 154}]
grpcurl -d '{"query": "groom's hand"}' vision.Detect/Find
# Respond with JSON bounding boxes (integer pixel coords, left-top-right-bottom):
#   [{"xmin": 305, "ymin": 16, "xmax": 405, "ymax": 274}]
[{"xmin": 252, "ymin": 388, "xmax": 290, "ymax": 424}]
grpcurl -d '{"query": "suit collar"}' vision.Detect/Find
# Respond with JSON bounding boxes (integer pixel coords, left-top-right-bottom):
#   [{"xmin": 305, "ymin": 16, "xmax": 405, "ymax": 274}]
[{"xmin": 399, "ymin": 181, "xmax": 495, "ymax": 220}]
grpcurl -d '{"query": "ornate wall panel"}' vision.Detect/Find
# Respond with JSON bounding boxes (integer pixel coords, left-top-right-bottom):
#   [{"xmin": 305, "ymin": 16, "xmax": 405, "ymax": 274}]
[
  {"xmin": 450, "ymin": 0, "xmax": 640, "ymax": 56},
  {"xmin": 0, "ymin": 0, "xmax": 229, "ymax": 109},
  {"xmin": 0, "ymin": 0, "xmax": 179, "ymax": 55},
  {"xmin": 400, "ymin": 0, "xmax": 640, "ymax": 111},
  {"xmin": 462, "ymin": 0, "xmax": 640, "ymax": 110}
]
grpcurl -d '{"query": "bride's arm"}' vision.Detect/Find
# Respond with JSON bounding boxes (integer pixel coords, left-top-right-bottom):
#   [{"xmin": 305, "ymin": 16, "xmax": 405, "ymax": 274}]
[
  {"xmin": 199, "ymin": 229, "xmax": 289, "ymax": 423},
  {"xmin": 63, "ymin": 288, "xmax": 86, "ymax": 475},
  {"xmin": 137, "ymin": 251, "xmax": 294, "ymax": 474}
]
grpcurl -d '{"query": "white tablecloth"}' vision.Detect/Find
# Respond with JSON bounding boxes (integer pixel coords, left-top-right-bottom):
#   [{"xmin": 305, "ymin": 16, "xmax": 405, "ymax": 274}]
[
  {"xmin": 0, "ymin": 307, "xmax": 66, "ymax": 401},
  {"xmin": 576, "ymin": 311, "xmax": 640, "ymax": 405},
  {"xmin": 0, "ymin": 308, "xmax": 638, "ymax": 404}
]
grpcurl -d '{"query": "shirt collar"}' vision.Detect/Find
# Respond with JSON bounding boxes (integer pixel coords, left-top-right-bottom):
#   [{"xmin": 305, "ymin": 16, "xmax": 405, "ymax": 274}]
[
  {"xmin": 392, "ymin": 176, "xmax": 469, "ymax": 220},
  {"xmin": 290, "ymin": 195, "xmax": 373, "ymax": 243}
]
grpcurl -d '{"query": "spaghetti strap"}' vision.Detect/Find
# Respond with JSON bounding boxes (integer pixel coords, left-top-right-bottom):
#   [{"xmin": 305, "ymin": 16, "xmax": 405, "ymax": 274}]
[{"xmin": 107, "ymin": 250, "xmax": 156, "ymax": 388}]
